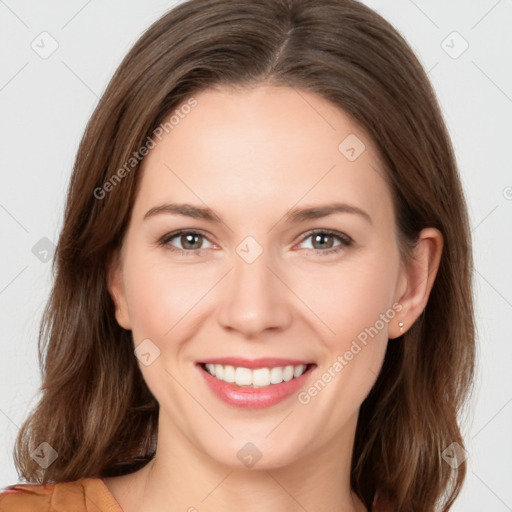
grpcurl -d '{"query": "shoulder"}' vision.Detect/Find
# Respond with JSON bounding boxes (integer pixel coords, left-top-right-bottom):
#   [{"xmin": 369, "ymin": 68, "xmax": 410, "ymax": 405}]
[{"xmin": 0, "ymin": 477, "xmax": 122, "ymax": 512}]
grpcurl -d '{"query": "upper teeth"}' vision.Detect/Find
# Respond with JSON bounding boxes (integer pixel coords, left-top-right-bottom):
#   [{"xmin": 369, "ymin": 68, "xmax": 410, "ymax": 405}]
[{"xmin": 205, "ymin": 363, "xmax": 308, "ymax": 388}]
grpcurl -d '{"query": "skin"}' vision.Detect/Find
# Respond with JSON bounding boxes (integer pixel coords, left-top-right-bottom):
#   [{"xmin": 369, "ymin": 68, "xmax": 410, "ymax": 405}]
[{"xmin": 105, "ymin": 84, "xmax": 443, "ymax": 512}]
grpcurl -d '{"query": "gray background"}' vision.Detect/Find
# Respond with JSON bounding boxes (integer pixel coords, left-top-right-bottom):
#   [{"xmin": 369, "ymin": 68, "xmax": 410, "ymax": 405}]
[{"xmin": 1, "ymin": 1, "xmax": 511, "ymax": 509}]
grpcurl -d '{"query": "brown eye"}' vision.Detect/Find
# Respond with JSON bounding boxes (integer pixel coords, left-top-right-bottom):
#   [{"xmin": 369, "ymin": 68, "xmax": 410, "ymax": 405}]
[
  {"xmin": 159, "ymin": 230, "xmax": 213, "ymax": 255},
  {"xmin": 311, "ymin": 233, "xmax": 335, "ymax": 250},
  {"xmin": 179, "ymin": 233, "xmax": 204, "ymax": 250},
  {"xmin": 298, "ymin": 230, "xmax": 352, "ymax": 255}
]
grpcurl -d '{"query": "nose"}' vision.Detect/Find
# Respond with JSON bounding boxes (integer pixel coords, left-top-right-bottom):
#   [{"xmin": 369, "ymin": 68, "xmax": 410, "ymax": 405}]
[{"xmin": 217, "ymin": 246, "xmax": 293, "ymax": 338}]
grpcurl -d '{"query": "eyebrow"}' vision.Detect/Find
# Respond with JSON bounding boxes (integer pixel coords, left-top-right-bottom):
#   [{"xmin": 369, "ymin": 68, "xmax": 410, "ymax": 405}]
[
  {"xmin": 143, "ymin": 201, "xmax": 373, "ymax": 225},
  {"xmin": 284, "ymin": 202, "xmax": 372, "ymax": 225}
]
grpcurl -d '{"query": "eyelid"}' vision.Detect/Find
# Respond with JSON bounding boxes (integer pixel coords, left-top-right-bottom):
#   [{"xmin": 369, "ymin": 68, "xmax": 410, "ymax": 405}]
[{"xmin": 297, "ymin": 228, "xmax": 352, "ymax": 245}]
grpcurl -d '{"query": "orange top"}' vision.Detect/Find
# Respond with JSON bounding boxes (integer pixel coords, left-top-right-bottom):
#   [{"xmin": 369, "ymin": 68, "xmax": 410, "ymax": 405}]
[
  {"xmin": 0, "ymin": 477, "xmax": 389, "ymax": 511},
  {"xmin": 0, "ymin": 477, "xmax": 123, "ymax": 512}
]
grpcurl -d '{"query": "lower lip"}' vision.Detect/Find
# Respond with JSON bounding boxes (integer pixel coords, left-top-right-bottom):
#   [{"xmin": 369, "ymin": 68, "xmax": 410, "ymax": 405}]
[{"xmin": 197, "ymin": 364, "xmax": 315, "ymax": 409}]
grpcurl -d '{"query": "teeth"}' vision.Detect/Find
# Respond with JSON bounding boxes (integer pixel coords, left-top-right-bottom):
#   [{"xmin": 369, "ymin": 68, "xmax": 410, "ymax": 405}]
[
  {"xmin": 252, "ymin": 368, "xmax": 270, "ymax": 387},
  {"xmin": 223, "ymin": 365, "xmax": 235, "ymax": 383},
  {"xmin": 235, "ymin": 367, "xmax": 252, "ymax": 386},
  {"xmin": 204, "ymin": 363, "xmax": 308, "ymax": 387}
]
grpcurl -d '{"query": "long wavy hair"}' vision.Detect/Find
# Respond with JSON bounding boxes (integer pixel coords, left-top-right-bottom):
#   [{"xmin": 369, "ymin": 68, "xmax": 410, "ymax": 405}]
[{"xmin": 13, "ymin": 1, "xmax": 475, "ymax": 510}]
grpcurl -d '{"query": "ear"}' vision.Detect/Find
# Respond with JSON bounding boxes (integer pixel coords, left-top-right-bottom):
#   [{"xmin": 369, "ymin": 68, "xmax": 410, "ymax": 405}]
[
  {"xmin": 107, "ymin": 250, "xmax": 132, "ymax": 330},
  {"xmin": 389, "ymin": 227, "xmax": 443, "ymax": 339}
]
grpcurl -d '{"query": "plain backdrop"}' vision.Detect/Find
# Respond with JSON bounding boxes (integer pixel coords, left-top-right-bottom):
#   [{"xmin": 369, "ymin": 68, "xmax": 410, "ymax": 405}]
[{"xmin": 1, "ymin": 1, "xmax": 511, "ymax": 510}]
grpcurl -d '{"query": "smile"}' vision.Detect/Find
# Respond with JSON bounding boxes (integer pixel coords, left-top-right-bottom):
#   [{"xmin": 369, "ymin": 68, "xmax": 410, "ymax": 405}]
[
  {"xmin": 197, "ymin": 357, "xmax": 316, "ymax": 409},
  {"xmin": 202, "ymin": 363, "xmax": 309, "ymax": 388}
]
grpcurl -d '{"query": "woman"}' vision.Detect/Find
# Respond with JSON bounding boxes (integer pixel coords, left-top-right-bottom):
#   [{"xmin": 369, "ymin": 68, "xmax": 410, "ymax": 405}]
[{"xmin": 0, "ymin": 0, "xmax": 475, "ymax": 510}]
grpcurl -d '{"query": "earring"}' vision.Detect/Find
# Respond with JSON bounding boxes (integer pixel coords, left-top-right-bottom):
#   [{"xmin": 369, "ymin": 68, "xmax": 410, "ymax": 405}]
[{"xmin": 398, "ymin": 322, "xmax": 404, "ymax": 334}]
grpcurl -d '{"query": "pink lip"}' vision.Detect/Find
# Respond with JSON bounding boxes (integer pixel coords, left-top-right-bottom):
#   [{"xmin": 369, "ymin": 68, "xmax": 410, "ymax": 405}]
[
  {"xmin": 196, "ymin": 361, "xmax": 316, "ymax": 409},
  {"xmin": 197, "ymin": 357, "xmax": 313, "ymax": 369}
]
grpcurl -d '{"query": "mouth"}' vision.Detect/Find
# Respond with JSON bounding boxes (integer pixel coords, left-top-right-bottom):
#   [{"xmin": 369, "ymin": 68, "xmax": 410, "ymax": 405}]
[
  {"xmin": 199, "ymin": 361, "xmax": 314, "ymax": 388},
  {"xmin": 196, "ymin": 358, "xmax": 317, "ymax": 409}
]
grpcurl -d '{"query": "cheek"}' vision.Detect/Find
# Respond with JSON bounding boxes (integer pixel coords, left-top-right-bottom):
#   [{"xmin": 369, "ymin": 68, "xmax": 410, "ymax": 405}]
[
  {"xmin": 294, "ymin": 263, "xmax": 397, "ymax": 429},
  {"xmin": 291, "ymin": 253, "xmax": 399, "ymax": 348},
  {"xmin": 122, "ymin": 248, "xmax": 207, "ymax": 342}
]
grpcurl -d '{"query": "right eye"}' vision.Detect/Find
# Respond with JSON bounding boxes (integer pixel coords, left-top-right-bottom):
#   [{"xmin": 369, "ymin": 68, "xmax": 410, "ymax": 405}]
[{"xmin": 158, "ymin": 230, "xmax": 214, "ymax": 256}]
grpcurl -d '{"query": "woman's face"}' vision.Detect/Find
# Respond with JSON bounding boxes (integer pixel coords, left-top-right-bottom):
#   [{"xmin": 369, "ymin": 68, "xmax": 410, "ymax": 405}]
[{"xmin": 109, "ymin": 85, "xmax": 408, "ymax": 469}]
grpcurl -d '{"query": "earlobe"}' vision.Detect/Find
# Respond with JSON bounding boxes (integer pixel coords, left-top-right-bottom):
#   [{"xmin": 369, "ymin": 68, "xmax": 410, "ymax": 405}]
[
  {"xmin": 390, "ymin": 227, "xmax": 443, "ymax": 339},
  {"xmin": 107, "ymin": 252, "xmax": 132, "ymax": 330}
]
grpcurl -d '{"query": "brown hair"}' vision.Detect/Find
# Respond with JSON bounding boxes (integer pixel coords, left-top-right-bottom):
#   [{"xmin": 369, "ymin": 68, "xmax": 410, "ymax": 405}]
[{"xmin": 13, "ymin": 0, "xmax": 475, "ymax": 510}]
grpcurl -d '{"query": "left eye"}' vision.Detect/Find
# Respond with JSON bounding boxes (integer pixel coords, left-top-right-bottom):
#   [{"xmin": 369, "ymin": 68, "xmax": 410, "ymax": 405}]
[{"xmin": 296, "ymin": 230, "xmax": 352, "ymax": 254}]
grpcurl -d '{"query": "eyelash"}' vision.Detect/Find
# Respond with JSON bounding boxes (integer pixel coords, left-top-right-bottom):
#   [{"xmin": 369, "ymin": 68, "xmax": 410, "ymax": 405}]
[{"xmin": 157, "ymin": 229, "xmax": 353, "ymax": 257}]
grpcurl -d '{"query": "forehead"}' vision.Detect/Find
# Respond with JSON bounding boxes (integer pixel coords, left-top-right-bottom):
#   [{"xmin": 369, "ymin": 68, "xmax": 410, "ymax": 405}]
[{"xmin": 134, "ymin": 85, "xmax": 393, "ymax": 227}]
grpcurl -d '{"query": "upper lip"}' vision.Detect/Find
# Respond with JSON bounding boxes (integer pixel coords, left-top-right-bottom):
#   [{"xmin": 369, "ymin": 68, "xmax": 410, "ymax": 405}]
[{"xmin": 197, "ymin": 357, "xmax": 314, "ymax": 369}]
